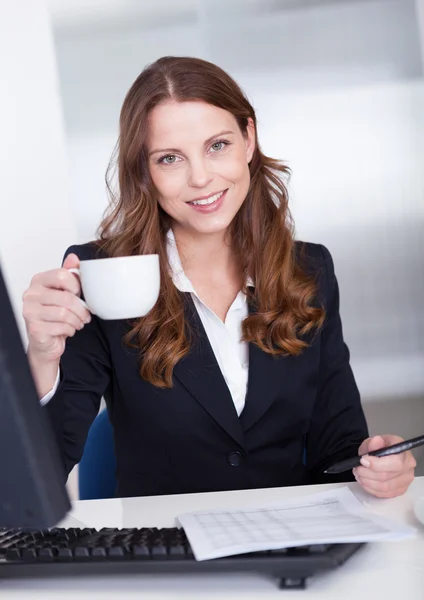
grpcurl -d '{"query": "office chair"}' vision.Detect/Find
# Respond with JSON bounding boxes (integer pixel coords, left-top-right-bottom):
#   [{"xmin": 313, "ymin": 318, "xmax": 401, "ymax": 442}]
[{"xmin": 78, "ymin": 409, "xmax": 117, "ymax": 500}]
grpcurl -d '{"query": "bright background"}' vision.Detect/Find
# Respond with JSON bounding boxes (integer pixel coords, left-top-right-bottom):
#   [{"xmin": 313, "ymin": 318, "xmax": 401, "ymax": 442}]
[{"xmin": 1, "ymin": 0, "xmax": 423, "ymax": 498}]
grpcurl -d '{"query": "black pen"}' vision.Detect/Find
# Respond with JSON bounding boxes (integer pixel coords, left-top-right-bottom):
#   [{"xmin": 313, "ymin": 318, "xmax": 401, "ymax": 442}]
[{"xmin": 324, "ymin": 434, "xmax": 424, "ymax": 474}]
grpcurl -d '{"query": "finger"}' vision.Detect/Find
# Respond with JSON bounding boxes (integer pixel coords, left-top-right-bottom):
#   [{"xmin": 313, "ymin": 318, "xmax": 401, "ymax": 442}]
[
  {"xmin": 379, "ymin": 434, "xmax": 405, "ymax": 446},
  {"xmin": 62, "ymin": 253, "xmax": 80, "ymax": 271},
  {"xmin": 356, "ymin": 470, "xmax": 414, "ymax": 498},
  {"xmin": 357, "ymin": 474, "xmax": 413, "ymax": 497},
  {"xmin": 25, "ymin": 288, "xmax": 91, "ymax": 324},
  {"xmin": 27, "ymin": 320, "xmax": 78, "ymax": 342},
  {"xmin": 358, "ymin": 434, "xmax": 405, "ymax": 457},
  {"xmin": 30, "ymin": 267, "xmax": 82, "ymax": 296},
  {"xmin": 39, "ymin": 289, "xmax": 91, "ymax": 323},
  {"xmin": 353, "ymin": 467, "xmax": 401, "ymax": 483},
  {"xmin": 356, "ymin": 468, "xmax": 415, "ymax": 492},
  {"xmin": 38, "ymin": 305, "xmax": 86, "ymax": 331},
  {"xmin": 358, "ymin": 435, "xmax": 387, "ymax": 456},
  {"xmin": 358, "ymin": 482, "xmax": 409, "ymax": 499},
  {"xmin": 360, "ymin": 452, "xmax": 416, "ymax": 473}
]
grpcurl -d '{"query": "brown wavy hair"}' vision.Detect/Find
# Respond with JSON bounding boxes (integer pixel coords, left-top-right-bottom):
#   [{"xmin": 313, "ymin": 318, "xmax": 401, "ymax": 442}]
[{"xmin": 97, "ymin": 56, "xmax": 325, "ymax": 387}]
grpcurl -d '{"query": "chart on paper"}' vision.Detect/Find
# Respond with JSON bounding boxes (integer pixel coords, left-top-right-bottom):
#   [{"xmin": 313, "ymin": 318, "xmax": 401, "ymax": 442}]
[{"xmin": 177, "ymin": 487, "xmax": 416, "ymax": 561}]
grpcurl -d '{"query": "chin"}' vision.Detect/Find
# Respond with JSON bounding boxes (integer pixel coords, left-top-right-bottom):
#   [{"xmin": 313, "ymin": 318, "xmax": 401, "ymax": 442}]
[
  {"xmin": 189, "ymin": 207, "xmax": 242, "ymax": 235},
  {"xmin": 189, "ymin": 220, "xmax": 233, "ymax": 236}
]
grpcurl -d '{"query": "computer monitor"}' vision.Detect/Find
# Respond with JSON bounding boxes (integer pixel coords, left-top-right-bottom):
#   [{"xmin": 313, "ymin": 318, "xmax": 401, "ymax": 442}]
[{"xmin": 0, "ymin": 262, "xmax": 70, "ymax": 528}]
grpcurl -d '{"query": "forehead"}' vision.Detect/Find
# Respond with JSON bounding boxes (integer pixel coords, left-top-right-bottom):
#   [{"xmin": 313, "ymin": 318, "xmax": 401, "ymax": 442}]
[{"xmin": 146, "ymin": 101, "xmax": 238, "ymax": 147}]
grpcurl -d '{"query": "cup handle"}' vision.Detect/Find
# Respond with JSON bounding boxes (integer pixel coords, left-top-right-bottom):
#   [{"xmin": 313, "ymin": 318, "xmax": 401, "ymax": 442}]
[{"xmin": 68, "ymin": 268, "xmax": 90, "ymax": 312}]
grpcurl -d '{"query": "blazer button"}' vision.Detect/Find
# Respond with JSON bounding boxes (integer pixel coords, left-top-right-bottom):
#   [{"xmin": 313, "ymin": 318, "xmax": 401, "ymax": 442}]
[{"xmin": 227, "ymin": 451, "xmax": 243, "ymax": 467}]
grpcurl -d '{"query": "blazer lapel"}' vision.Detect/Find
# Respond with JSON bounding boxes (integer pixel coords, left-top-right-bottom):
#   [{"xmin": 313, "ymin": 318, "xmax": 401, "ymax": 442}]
[
  {"xmin": 173, "ymin": 294, "xmax": 245, "ymax": 448},
  {"xmin": 239, "ymin": 299, "xmax": 293, "ymax": 433}
]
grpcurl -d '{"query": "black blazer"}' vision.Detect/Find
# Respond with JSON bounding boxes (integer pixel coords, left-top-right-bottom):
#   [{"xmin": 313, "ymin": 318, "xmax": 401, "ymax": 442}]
[{"xmin": 46, "ymin": 241, "xmax": 368, "ymax": 498}]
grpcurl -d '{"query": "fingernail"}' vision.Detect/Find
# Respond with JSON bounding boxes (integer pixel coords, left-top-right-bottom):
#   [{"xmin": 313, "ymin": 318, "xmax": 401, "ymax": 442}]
[{"xmin": 360, "ymin": 457, "xmax": 371, "ymax": 468}]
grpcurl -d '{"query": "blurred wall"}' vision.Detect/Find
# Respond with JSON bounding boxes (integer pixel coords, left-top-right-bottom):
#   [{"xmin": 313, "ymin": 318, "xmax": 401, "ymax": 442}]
[
  {"xmin": 49, "ymin": 0, "xmax": 424, "ymax": 484},
  {"xmin": 0, "ymin": 0, "xmax": 78, "ymax": 338},
  {"xmin": 417, "ymin": 0, "xmax": 424, "ymax": 66},
  {"xmin": 0, "ymin": 0, "xmax": 79, "ymax": 499}
]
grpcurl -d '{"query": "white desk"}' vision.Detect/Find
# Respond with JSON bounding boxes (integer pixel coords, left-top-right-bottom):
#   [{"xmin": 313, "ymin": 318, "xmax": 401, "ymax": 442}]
[{"xmin": 1, "ymin": 478, "xmax": 423, "ymax": 599}]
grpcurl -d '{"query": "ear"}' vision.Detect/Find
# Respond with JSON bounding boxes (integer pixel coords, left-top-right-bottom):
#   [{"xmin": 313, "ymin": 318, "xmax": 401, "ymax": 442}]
[{"xmin": 244, "ymin": 117, "xmax": 256, "ymax": 163}]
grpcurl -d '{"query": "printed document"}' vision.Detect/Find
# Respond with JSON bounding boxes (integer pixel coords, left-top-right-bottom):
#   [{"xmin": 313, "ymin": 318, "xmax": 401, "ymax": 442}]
[{"xmin": 177, "ymin": 487, "xmax": 416, "ymax": 561}]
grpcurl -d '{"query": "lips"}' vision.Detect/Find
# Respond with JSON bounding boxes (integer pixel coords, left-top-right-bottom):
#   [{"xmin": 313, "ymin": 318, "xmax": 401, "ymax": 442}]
[
  {"xmin": 188, "ymin": 190, "xmax": 226, "ymax": 206},
  {"xmin": 187, "ymin": 189, "xmax": 228, "ymax": 213}
]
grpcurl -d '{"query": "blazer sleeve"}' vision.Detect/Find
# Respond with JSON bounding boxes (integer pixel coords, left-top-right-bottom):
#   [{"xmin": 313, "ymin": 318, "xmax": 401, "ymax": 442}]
[
  {"xmin": 44, "ymin": 245, "xmax": 112, "ymax": 480},
  {"xmin": 305, "ymin": 244, "xmax": 369, "ymax": 483}
]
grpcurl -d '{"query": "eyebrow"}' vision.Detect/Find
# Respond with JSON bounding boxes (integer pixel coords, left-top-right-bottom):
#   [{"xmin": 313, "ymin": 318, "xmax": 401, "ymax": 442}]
[{"xmin": 148, "ymin": 130, "xmax": 235, "ymax": 157}]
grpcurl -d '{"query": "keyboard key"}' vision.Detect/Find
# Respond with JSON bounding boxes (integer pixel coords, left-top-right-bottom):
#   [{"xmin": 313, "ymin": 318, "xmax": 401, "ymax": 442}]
[
  {"xmin": 38, "ymin": 548, "xmax": 54, "ymax": 561},
  {"xmin": 99, "ymin": 528, "xmax": 119, "ymax": 534},
  {"xmin": 22, "ymin": 549, "xmax": 37, "ymax": 561},
  {"xmin": 107, "ymin": 547, "xmax": 125, "ymax": 560},
  {"xmin": 65, "ymin": 529, "xmax": 80, "ymax": 539},
  {"xmin": 5, "ymin": 548, "xmax": 22, "ymax": 561},
  {"xmin": 131, "ymin": 544, "xmax": 150, "ymax": 558},
  {"xmin": 80, "ymin": 528, "xmax": 97, "ymax": 535},
  {"xmin": 57, "ymin": 548, "xmax": 73, "ymax": 561},
  {"xmin": 91, "ymin": 547, "xmax": 107, "ymax": 559},
  {"xmin": 73, "ymin": 547, "xmax": 91, "ymax": 561},
  {"xmin": 151, "ymin": 545, "xmax": 168, "ymax": 559},
  {"xmin": 168, "ymin": 545, "xmax": 186, "ymax": 559}
]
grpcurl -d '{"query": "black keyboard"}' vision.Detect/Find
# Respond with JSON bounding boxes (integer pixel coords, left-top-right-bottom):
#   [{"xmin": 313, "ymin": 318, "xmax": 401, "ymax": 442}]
[{"xmin": 0, "ymin": 526, "xmax": 364, "ymax": 589}]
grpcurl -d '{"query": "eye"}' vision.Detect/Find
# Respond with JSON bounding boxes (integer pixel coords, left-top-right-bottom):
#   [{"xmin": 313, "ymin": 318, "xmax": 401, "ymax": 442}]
[
  {"xmin": 209, "ymin": 140, "xmax": 230, "ymax": 153},
  {"xmin": 158, "ymin": 155, "xmax": 179, "ymax": 165}
]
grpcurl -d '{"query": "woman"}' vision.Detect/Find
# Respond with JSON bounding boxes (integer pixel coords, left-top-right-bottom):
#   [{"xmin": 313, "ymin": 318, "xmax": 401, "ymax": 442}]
[{"xmin": 23, "ymin": 56, "xmax": 415, "ymax": 499}]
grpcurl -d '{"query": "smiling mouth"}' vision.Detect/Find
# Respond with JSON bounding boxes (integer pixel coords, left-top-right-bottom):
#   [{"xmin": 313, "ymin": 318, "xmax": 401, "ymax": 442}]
[{"xmin": 187, "ymin": 190, "xmax": 227, "ymax": 206}]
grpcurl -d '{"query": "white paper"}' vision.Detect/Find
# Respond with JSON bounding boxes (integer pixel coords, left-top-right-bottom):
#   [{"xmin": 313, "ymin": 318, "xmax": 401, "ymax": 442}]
[{"xmin": 177, "ymin": 487, "xmax": 417, "ymax": 561}]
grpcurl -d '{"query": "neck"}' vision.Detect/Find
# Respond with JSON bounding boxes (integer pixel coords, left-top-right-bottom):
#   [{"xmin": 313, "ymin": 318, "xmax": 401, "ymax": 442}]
[{"xmin": 172, "ymin": 224, "xmax": 239, "ymax": 280}]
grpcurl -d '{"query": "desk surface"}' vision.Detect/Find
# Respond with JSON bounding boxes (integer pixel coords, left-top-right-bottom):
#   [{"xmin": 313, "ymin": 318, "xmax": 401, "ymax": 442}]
[{"xmin": 1, "ymin": 478, "xmax": 423, "ymax": 599}]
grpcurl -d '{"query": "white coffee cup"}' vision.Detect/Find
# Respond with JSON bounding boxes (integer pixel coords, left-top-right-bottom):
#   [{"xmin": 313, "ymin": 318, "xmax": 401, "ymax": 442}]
[{"xmin": 68, "ymin": 254, "xmax": 160, "ymax": 320}]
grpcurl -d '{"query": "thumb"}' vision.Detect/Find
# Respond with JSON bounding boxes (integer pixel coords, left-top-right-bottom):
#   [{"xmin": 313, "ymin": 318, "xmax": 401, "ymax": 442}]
[
  {"xmin": 359, "ymin": 435, "xmax": 387, "ymax": 456},
  {"xmin": 62, "ymin": 253, "xmax": 80, "ymax": 271}
]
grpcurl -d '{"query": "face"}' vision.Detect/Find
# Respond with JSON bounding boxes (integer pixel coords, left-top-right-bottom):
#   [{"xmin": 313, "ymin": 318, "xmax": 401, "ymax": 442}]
[{"xmin": 146, "ymin": 101, "xmax": 255, "ymax": 238}]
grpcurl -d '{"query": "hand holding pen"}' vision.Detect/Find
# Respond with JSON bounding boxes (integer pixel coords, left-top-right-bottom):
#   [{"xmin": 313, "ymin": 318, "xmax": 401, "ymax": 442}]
[{"xmin": 325, "ymin": 434, "xmax": 419, "ymax": 499}]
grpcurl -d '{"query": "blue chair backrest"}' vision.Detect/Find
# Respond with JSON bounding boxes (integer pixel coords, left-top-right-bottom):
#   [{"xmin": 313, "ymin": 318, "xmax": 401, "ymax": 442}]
[{"xmin": 78, "ymin": 409, "xmax": 117, "ymax": 500}]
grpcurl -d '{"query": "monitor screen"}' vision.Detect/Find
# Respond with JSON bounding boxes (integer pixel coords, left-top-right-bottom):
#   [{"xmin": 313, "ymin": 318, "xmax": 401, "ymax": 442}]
[{"xmin": 0, "ymin": 263, "xmax": 70, "ymax": 528}]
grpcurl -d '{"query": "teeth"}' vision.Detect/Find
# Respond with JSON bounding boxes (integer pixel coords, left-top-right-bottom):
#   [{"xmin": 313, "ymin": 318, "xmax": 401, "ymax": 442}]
[{"xmin": 191, "ymin": 191, "xmax": 224, "ymax": 206}]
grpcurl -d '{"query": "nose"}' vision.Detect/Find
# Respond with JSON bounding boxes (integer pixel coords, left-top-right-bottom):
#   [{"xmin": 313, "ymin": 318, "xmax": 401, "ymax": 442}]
[{"xmin": 188, "ymin": 157, "xmax": 213, "ymax": 189}]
